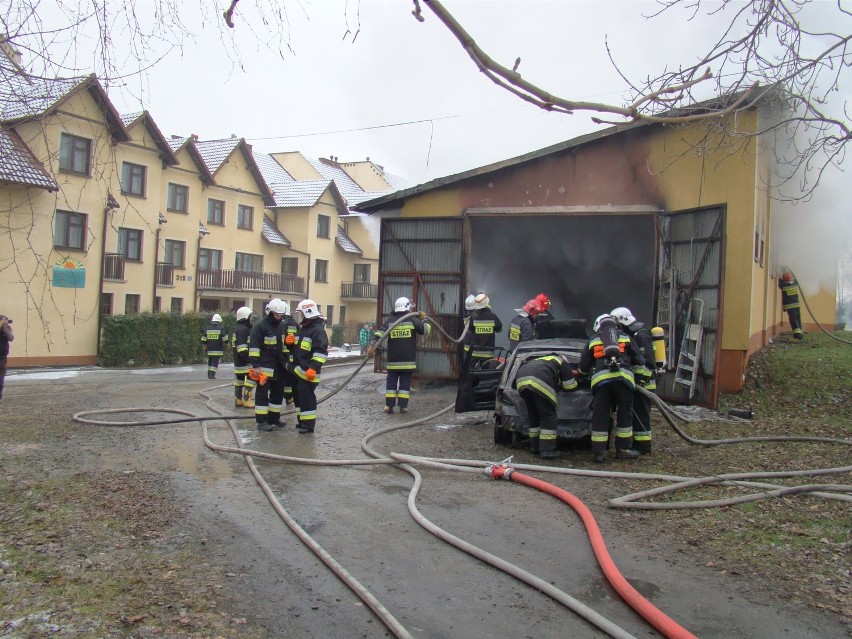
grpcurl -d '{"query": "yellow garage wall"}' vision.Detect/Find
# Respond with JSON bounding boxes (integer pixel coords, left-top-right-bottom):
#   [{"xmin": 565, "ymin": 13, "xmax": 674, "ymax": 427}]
[
  {"xmin": 400, "ymin": 189, "xmax": 464, "ymax": 218},
  {"xmin": 646, "ymin": 111, "xmax": 761, "ymax": 352}
]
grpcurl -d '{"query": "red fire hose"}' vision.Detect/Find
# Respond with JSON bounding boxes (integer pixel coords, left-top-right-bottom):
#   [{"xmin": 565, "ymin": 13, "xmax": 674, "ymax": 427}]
[{"xmin": 490, "ymin": 464, "xmax": 699, "ymax": 639}]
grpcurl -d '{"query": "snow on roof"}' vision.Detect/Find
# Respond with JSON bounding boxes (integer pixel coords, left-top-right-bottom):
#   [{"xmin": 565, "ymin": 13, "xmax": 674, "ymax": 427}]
[
  {"xmin": 262, "ymin": 215, "xmax": 291, "ymax": 246},
  {"xmin": 0, "ymin": 127, "xmax": 57, "ymax": 190},
  {"xmin": 336, "ymin": 225, "xmax": 362, "ymax": 255}
]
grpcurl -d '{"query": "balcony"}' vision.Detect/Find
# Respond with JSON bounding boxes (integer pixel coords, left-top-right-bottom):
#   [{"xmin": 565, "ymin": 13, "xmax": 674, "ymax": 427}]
[
  {"xmin": 197, "ymin": 268, "xmax": 306, "ymax": 295},
  {"xmin": 341, "ymin": 281, "xmax": 378, "ymax": 300},
  {"xmin": 103, "ymin": 253, "xmax": 125, "ymax": 281},
  {"xmin": 156, "ymin": 263, "xmax": 175, "ymax": 286}
]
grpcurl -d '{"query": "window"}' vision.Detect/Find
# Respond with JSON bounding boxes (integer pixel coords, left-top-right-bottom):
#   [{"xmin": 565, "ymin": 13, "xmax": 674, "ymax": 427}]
[
  {"xmin": 154, "ymin": 296, "xmax": 162, "ymax": 313},
  {"xmin": 281, "ymin": 257, "xmax": 299, "ymax": 275},
  {"xmin": 235, "ymin": 252, "xmax": 263, "ymax": 272},
  {"xmin": 339, "ymin": 306, "xmax": 346, "ymax": 325},
  {"xmin": 120, "ymin": 162, "xmax": 146, "ymax": 196},
  {"xmin": 54, "ymin": 210, "xmax": 87, "ymax": 250},
  {"xmin": 100, "ymin": 293, "xmax": 113, "ymax": 317},
  {"xmin": 237, "ymin": 205, "xmax": 254, "ymax": 230},
  {"xmin": 118, "ymin": 228, "xmax": 143, "ymax": 261},
  {"xmin": 754, "ymin": 211, "xmax": 766, "ymax": 267},
  {"xmin": 59, "ymin": 133, "xmax": 91, "ymax": 175},
  {"xmin": 170, "ymin": 297, "xmax": 183, "ymax": 313},
  {"xmin": 315, "ymin": 259, "xmax": 328, "ymax": 283},
  {"xmin": 125, "ymin": 294, "xmax": 141, "ymax": 315},
  {"xmin": 167, "ymin": 183, "xmax": 188, "ymax": 213},
  {"xmin": 199, "ymin": 248, "xmax": 223, "ymax": 270},
  {"xmin": 353, "ymin": 263, "xmax": 371, "ymax": 282},
  {"xmin": 326, "ymin": 305, "xmax": 334, "ymax": 325},
  {"xmin": 317, "ymin": 214, "xmax": 330, "ymax": 239},
  {"xmin": 207, "ymin": 199, "xmax": 225, "ymax": 225},
  {"xmin": 163, "ymin": 239, "xmax": 186, "ymax": 268}
]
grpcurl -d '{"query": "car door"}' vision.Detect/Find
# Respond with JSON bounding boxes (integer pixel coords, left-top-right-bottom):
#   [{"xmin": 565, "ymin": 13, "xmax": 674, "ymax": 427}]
[{"xmin": 454, "ymin": 348, "xmax": 508, "ymax": 412}]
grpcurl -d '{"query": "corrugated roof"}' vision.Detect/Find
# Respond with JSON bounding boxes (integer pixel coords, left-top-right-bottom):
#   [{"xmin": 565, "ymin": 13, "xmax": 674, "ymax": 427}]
[
  {"xmin": 0, "ymin": 127, "xmax": 57, "ymax": 190},
  {"xmin": 262, "ymin": 215, "xmax": 291, "ymax": 246},
  {"xmin": 336, "ymin": 225, "xmax": 362, "ymax": 255}
]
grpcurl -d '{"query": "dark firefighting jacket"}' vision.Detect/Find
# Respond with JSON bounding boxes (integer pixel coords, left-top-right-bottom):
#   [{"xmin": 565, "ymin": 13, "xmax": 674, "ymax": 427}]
[
  {"xmin": 232, "ymin": 318, "xmax": 252, "ymax": 374},
  {"xmin": 248, "ymin": 315, "xmax": 284, "ymax": 378},
  {"xmin": 508, "ymin": 313, "xmax": 535, "ymax": 353},
  {"xmin": 464, "ymin": 307, "xmax": 503, "ymax": 360},
  {"xmin": 778, "ymin": 277, "xmax": 801, "ymax": 310},
  {"xmin": 282, "ymin": 315, "xmax": 299, "ymax": 366},
  {"xmin": 370, "ymin": 312, "xmax": 429, "ymax": 371},
  {"xmin": 626, "ymin": 326, "xmax": 655, "ymax": 391},
  {"xmin": 578, "ymin": 331, "xmax": 643, "ymax": 390},
  {"xmin": 514, "ymin": 355, "xmax": 578, "ymax": 407},
  {"xmin": 201, "ymin": 322, "xmax": 226, "ymax": 356},
  {"xmin": 290, "ymin": 317, "xmax": 329, "ymax": 383}
]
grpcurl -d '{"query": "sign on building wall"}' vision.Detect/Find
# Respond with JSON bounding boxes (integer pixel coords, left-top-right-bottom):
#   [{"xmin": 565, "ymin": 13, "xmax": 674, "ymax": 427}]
[{"xmin": 52, "ymin": 256, "xmax": 86, "ymax": 288}]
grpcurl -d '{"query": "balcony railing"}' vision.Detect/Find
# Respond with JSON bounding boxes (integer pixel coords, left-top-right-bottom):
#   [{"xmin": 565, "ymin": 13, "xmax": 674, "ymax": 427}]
[
  {"xmin": 103, "ymin": 253, "xmax": 125, "ymax": 281},
  {"xmin": 341, "ymin": 281, "xmax": 378, "ymax": 300},
  {"xmin": 156, "ymin": 263, "xmax": 175, "ymax": 286},
  {"xmin": 197, "ymin": 268, "xmax": 306, "ymax": 295}
]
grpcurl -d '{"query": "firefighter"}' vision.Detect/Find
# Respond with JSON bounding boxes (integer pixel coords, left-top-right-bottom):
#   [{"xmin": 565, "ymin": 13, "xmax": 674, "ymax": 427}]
[
  {"xmin": 290, "ymin": 299, "xmax": 329, "ymax": 434},
  {"xmin": 280, "ymin": 303, "xmax": 300, "ymax": 408},
  {"xmin": 461, "ymin": 293, "xmax": 476, "ymax": 359},
  {"xmin": 464, "ymin": 292, "xmax": 503, "ymax": 368},
  {"xmin": 508, "ymin": 299, "xmax": 542, "ymax": 353},
  {"xmin": 514, "ymin": 354, "xmax": 577, "ymax": 458},
  {"xmin": 611, "ymin": 306, "xmax": 655, "ymax": 454},
  {"xmin": 232, "ymin": 306, "xmax": 254, "ymax": 408},
  {"xmin": 367, "ymin": 296, "xmax": 430, "ymax": 414},
  {"xmin": 578, "ymin": 314, "xmax": 644, "ymax": 463},
  {"xmin": 248, "ymin": 299, "xmax": 287, "ymax": 431},
  {"xmin": 201, "ymin": 313, "xmax": 227, "ymax": 379},
  {"xmin": 778, "ymin": 269, "xmax": 804, "ymax": 340},
  {"xmin": 534, "ymin": 293, "xmax": 556, "ymax": 321}
]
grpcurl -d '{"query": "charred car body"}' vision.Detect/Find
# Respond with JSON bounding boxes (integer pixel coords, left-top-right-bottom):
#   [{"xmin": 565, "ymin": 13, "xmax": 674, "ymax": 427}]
[{"xmin": 456, "ymin": 320, "xmax": 594, "ymax": 445}]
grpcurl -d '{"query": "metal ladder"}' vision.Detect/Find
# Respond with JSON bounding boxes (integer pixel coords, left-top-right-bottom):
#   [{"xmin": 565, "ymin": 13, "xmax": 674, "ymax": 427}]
[{"xmin": 674, "ymin": 298, "xmax": 704, "ymax": 399}]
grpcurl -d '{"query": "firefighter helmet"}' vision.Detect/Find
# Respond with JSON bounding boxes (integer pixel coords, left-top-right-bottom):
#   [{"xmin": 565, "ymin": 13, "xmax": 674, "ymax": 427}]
[
  {"xmin": 535, "ymin": 293, "xmax": 551, "ymax": 309},
  {"xmin": 522, "ymin": 299, "xmax": 543, "ymax": 317},
  {"xmin": 296, "ymin": 299, "xmax": 322, "ymax": 319},
  {"xmin": 236, "ymin": 306, "xmax": 252, "ymax": 321},
  {"xmin": 473, "ymin": 292, "xmax": 490, "ymax": 309},
  {"xmin": 266, "ymin": 298, "xmax": 288, "ymax": 315},
  {"xmin": 394, "ymin": 297, "xmax": 414, "ymax": 313},
  {"xmin": 464, "ymin": 294, "xmax": 476, "ymax": 311},
  {"xmin": 781, "ymin": 270, "xmax": 794, "ymax": 282},
  {"xmin": 211, "ymin": 313, "xmax": 222, "ymax": 323},
  {"xmin": 613, "ymin": 306, "xmax": 644, "ymax": 331}
]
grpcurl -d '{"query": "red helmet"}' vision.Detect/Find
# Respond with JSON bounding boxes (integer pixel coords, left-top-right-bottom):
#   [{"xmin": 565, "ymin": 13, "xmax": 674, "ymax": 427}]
[
  {"xmin": 534, "ymin": 293, "xmax": 551, "ymax": 309},
  {"xmin": 782, "ymin": 271, "xmax": 793, "ymax": 282},
  {"xmin": 523, "ymin": 299, "xmax": 544, "ymax": 317}
]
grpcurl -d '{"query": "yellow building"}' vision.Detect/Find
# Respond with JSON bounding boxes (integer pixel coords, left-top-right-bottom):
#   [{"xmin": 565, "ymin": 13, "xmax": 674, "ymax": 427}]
[{"xmin": 1, "ymin": 48, "xmax": 403, "ymax": 367}]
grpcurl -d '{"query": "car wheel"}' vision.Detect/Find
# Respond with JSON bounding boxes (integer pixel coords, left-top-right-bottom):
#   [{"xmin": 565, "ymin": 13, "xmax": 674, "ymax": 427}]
[
  {"xmin": 494, "ymin": 417, "xmax": 511, "ymax": 445},
  {"xmin": 511, "ymin": 428, "xmax": 524, "ymax": 447}
]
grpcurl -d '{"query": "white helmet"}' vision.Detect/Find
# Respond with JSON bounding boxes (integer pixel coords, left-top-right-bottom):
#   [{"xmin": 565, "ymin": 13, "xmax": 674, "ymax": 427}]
[
  {"xmin": 610, "ymin": 306, "xmax": 643, "ymax": 330},
  {"xmin": 593, "ymin": 313, "xmax": 614, "ymax": 333},
  {"xmin": 296, "ymin": 299, "xmax": 322, "ymax": 319},
  {"xmin": 464, "ymin": 294, "xmax": 476, "ymax": 311},
  {"xmin": 473, "ymin": 292, "xmax": 490, "ymax": 310},
  {"xmin": 394, "ymin": 296, "xmax": 414, "ymax": 313},
  {"xmin": 266, "ymin": 298, "xmax": 289, "ymax": 315},
  {"xmin": 211, "ymin": 313, "xmax": 222, "ymax": 323},
  {"xmin": 236, "ymin": 306, "xmax": 252, "ymax": 321}
]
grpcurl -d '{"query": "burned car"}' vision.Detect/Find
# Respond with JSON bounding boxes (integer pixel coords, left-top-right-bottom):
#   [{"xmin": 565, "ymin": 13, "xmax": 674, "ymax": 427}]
[{"xmin": 456, "ymin": 320, "xmax": 594, "ymax": 446}]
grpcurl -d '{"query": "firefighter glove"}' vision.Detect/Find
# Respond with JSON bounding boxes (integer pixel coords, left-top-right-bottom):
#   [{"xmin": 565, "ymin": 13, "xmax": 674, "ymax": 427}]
[
  {"xmin": 285, "ymin": 333, "xmax": 295, "ymax": 346},
  {"xmin": 418, "ymin": 311, "xmax": 427, "ymax": 320},
  {"xmin": 366, "ymin": 346, "xmax": 374, "ymax": 357},
  {"xmin": 305, "ymin": 368, "xmax": 317, "ymax": 382}
]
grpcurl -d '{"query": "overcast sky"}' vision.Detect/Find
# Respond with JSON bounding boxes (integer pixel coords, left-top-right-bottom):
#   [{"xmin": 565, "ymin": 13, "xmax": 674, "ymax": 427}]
[{"xmin": 96, "ymin": 0, "xmax": 746, "ymax": 182}]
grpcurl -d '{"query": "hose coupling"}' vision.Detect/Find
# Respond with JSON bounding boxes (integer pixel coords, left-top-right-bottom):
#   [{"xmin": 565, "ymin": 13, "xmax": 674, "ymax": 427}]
[{"xmin": 486, "ymin": 456, "xmax": 514, "ymax": 479}]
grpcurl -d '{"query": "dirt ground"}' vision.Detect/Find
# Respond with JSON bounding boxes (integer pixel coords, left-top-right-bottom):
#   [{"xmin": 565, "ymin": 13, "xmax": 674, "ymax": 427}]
[{"xmin": 1, "ymin": 358, "xmax": 849, "ymax": 638}]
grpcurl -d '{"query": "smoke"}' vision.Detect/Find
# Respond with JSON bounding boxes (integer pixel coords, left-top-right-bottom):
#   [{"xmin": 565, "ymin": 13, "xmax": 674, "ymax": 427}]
[{"xmin": 469, "ymin": 214, "xmax": 656, "ymax": 348}]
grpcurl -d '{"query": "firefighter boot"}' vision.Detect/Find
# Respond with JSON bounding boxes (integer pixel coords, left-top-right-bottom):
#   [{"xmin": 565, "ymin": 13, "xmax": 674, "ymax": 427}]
[
  {"xmin": 243, "ymin": 387, "xmax": 255, "ymax": 408},
  {"xmin": 235, "ymin": 392, "xmax": 244, "ymax": 408}
]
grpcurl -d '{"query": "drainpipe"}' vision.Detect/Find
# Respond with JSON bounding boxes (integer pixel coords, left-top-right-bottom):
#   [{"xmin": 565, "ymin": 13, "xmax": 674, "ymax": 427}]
[
  {"xmin": 153, "ymin": 228, "xmax": 160, "ymax": 310},
  {"xmin": 96, "ymin": 195, "xmax": 120, "ymax": 357},
  {"xmin": 195, "ymin": 223, "xmax": 210, "ymax": 311}
]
